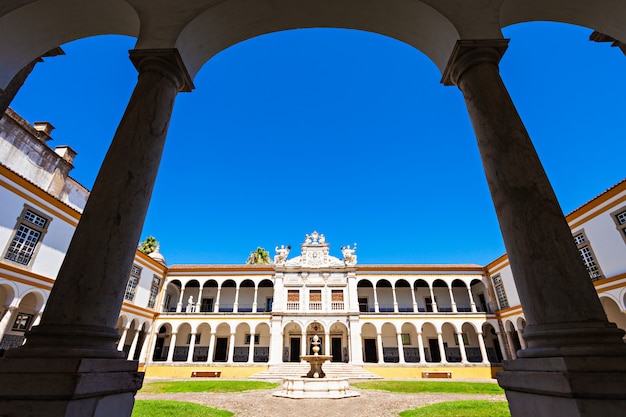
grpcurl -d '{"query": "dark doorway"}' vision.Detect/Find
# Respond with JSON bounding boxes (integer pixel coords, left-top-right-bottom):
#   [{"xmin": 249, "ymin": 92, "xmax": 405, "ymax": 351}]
[
  {"xmin": 493, "ymin": 337, "xmax": 503, "ymax": 362},
  {"xmin": 153, "ymin": 337, "xmax": 165, "ymax": 361},
  {"xmin": 331, "ymin": 337, "xmax": 342, "ymax": 362},
  {"xmin": 364, "ymin": 338, "xmax": 377, "ymax": 363},
  {"xmin": 478, "ymin": 294, "xmax": 487, "ymax": 312},
  {"xmin": 290, "ymin": 337, "xmax": 300, "ymax": 362},
  {"xmin": 428, "ymin": 339, "xmax": 441, "ymax": 362},
  {"xmin": 358, "ymin": 297, "xmax": 369, "ymax": 312},
  {"xmin": 201, "ymin": 298, "xmax": 213, "ymax": 312},
  {"xmin": 214, "ymin": 337, "xmax": 228, "ymax": 362}
]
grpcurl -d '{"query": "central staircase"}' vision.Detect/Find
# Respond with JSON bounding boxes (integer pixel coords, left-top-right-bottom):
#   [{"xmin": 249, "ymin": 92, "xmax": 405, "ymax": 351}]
[{"xmin": 250, "ymin": 362, "xmax": 382, "ymax": 381}]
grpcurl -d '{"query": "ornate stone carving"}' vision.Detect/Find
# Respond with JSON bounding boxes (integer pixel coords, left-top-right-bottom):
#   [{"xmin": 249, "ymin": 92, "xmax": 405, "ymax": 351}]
[
  {"xmin": 274, "ymin": 245, "xmax": 291, "ymax": 265},
  {"xmin": 341, "ymin": 244, "xmax": 357, "ymax": 266}
]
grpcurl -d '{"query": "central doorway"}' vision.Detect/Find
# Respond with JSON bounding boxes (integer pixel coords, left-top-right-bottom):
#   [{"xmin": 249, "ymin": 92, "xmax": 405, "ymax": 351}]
[
  {"xmin": 331, "ymin": 337, "xmax": 342, "ymax": 362},
  {"xmin": 290, "ymin": 337, "xmax": 300, "ymax": 362}
]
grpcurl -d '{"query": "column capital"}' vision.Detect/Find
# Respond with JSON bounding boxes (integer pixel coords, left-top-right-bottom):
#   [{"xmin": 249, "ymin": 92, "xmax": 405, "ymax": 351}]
[
  {"xmin": 441, "ymin": 39, "xmax": 509, "ymax": 86},
  {"xmin": 129, "ymin": 48, "xmax": 194, "ymax": 92}
]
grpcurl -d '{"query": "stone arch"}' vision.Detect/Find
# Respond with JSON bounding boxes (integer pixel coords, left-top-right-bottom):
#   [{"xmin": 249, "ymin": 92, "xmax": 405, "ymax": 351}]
[
  {"xmin": 163, "ymin": 280, "xmax": 181, "ymax": 312},
  {"xmin": 461, "ymin": 322, "xmax": 482, "ymax": 363},
  {"xmin": 253, "ymin": 322, "xmax": 270, "ymax": 363},
  {"xmin": 218, "ymin": 279, "xmax": 236, "ymax": 312},
  {"xmin": 174, "ymin": 0, "xmax": 460, "ymax": 80},
  {"xmin": 381, "ymin": 322, "xmax": 398, "ymax": 363},
  {"xmin": 257, "ymin": 279, "xmax": 273, "ymax": 312},
  {"xmin": 500, "ymin": 0, "xmax": 626, "ymax": 44},
  {"xmin": 173, "ymin": 322, "xmax": 192, "ymax": 362},
  {"xmin": 601, "ymin": 297, "xmax": 626, "ymax": 339},
  {"xmin": 421, "ymin": 322, "xmax": 439, "ymax": 362},
  {"xmin": 441, "ymin": 322, "xmax": 458, "ymax": 362},
  {"xmin": 432, "ymin": 279, "xmax": 451, "ymax": 312},
  {"xmin": 328, "ymin": 321, "xmax": 349, "ymax": 362},
  {"xmin": 414, "ymin": 279, "xmax": 430, "ymax": 312},
  {"xmin": 360, "ymin": 322, "xmax": 378, "ymax": 363},
  {"xmin": 400, "ymin": 322, "xmax": 419, "ymax": 363},
  {"xmin": 282, "ymin": 321, "xmax": 303, "ymax": 363},
  {"xmin": 356, "ymin": 279, "xmax": 374, "ymax": 313},
  {"xmin": 0, "ymin": 0, "xmax": 140, "ymax": 87},
  {"xmin": 470, "ymin": 278, "xmax": 489, "ymax": 312},
  {"xmin": 482, "ymin": 322, "xmax": 503, "ymax": 363},
  {"xmin": 452, "ymin": 279, "xmax": 471, "ymax": 312},
  {"xmin": 376, "ymin": 279, "xmax": 393, "ymax": 312},
  {"xmin": 18, "ymin": 290, "xmax": 45, "ymax": 312},
  {"xmin": 152, "ymin": 323, "xmax": 172, "ymax": 362},
  {"xmin": 193, "ymin": 322, "xmax": 212, "ymax": 362},
  {"xmin": 395, "ymin": 279, "xmax": 413, "ymax": 312},
  {"xmin": 237, "ymin": 279, "xmax": 255, "ymax": 312},
  {"xmin": 201, "ymin": 279, "xmax": 219, "ymax": 312},
  {"xmin": 233, "ymin": 322, "xmax": 251, "ymax": 362},
  {"xmin": 0, "ymin": 282, "xmax": 17, "ymax": 308}
]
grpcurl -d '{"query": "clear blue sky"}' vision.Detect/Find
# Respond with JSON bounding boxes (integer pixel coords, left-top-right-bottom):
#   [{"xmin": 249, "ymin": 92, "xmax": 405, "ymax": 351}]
[{"xmin": 9, "ymin": 22, "xmax": 626, "ymax": 266}]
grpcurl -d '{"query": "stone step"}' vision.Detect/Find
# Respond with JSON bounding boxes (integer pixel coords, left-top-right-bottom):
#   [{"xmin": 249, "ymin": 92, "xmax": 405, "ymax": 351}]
[{"xmin": 250, "ymin": 363, "xmax": 382, "ymax": 381}]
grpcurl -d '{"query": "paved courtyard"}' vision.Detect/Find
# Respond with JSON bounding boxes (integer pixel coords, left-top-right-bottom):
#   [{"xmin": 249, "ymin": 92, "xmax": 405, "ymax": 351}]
[{"xmin": 136, "ymin": 383, "xmax": 507, "ymax": 417}]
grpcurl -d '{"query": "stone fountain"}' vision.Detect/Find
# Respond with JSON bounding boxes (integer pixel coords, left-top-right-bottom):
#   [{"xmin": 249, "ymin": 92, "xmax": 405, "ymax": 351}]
[{"xmin": 273, "ymin": 335, "xmax": 359, "ymax": 399}]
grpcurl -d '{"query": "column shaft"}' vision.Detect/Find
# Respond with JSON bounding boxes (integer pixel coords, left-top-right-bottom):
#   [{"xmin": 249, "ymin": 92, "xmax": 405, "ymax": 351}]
[
  {"xmin": 417, "ymin": 332, "xmax": 426, "ymax": 364},
  {"xmin": 166, "ymin": 333, "xmax": 178, "ymax": 362},
  {"xmin": 127, "ymin": 329, "xmax": 140, "ymax": 360},
  {"xmin": 376, "ymin": 333, "xmax": 384, "ymax": 364},
  {"xmin": 396, "ymin": 333, "xmax": 405, "ymax": 364},
  {"xmin": 247, "ymin": 333, "xmax": 255, "ymax": 363},
  {"xmin": 187, "ymin": 333, "xmax": 196, "ymax": 362}
]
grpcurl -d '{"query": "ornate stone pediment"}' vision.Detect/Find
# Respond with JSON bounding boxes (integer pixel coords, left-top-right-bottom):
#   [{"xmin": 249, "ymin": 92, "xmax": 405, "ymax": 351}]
[{"xmin": 276, "ymin": 231, "xmax": 356, "ymax": 268}]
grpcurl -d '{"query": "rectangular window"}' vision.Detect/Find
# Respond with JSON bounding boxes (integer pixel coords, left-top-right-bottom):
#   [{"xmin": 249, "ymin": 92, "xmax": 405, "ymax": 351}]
[
  {"xmin": 147, "ymin": 275, "xmax": 161, "ymax": 309},
  {"xmin": 612, "ymin": 207, "xmax": 626, "ymax": 244},
  {"xmin": 124, "ymin": 264, "xmax": 142, "ymax": 301},
  {"xmin": 245, "ymin": 334, "xmax": 260, "ymax": 344},
  {"xmin": 4, "ymin": 208, "xmax": 50, "ymax": 266},
  {"xmin": 492, "ymin": 275, "xmax": 509, "ymax": 309},
  {"xmin": 358, "ymin": 297, "xmax": 369, "ymax": 313},
  {"xmin": 12, "ymin": 312, "xmax": 34, "ymax": 331},
  {"xmin": 401, "ymin": 333, "xmax": 411, "ymax": 345},
  {"xmin": 573, "ymin": 231, "xmax": 603, "ymax": 280},
  {"xmin": 287, "ymin": 290, "xmax": 299, "ymax": 310}
]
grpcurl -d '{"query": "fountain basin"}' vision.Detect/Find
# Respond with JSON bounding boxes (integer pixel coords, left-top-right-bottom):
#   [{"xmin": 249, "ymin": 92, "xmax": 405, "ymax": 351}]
[{"xmin": 273, "ymin": 377, "xmax": 360, "ymax": 399}]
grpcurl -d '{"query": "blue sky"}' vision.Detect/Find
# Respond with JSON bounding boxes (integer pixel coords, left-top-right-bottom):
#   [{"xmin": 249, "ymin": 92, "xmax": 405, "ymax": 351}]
[{"xmin": 9, "ymin": 22, "xmax": 626, "ymax": 266}]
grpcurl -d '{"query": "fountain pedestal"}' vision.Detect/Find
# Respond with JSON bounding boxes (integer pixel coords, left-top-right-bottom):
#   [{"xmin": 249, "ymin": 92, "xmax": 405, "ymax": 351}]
[{"xmin": 273, "ymin": 335, "xmax": 359, "ymax": 399}]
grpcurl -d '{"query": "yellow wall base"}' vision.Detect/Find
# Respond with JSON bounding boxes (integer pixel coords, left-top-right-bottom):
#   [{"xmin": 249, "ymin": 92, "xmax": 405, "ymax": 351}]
[
  {"xmin": 144, "ymin": 365, "xmax": 269, "ymax": 379},
  {"xmin": 362, "ymin": 365, "xmax": 502, "ymax": 379}
]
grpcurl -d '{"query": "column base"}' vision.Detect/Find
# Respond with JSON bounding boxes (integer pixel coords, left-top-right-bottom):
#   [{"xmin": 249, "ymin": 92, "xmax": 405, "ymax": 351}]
[
  {"xmin": 497, "ymin": 355, "xmax": 626, "ymax": 417},
  {"xmin": 0, "ymin": 357, "xmax": 143, "ymax": 417}
]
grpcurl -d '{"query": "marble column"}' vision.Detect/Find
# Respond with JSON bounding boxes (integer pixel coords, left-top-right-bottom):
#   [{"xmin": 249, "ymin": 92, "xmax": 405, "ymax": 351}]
[
  {"xmin": 437, "ymin": 332, "xmax": 447, "ymax": 364},
  {"xmin": 214, "ymin": 287, "xmax": 222, "ymax": 312},
  {"xmin": 127, "ymin": 329, "xmax": 140, "ymax": 361},
  {"xmin": 392, "ymin": 286, "xmax": 398, "ymax": 313},
  {"xmin": 416, "ymin": 331, "xmax": 426, "ymax": 364},
  {"xmin": 456, "ymin": 332, "xmax": 468, "ymax": 364},
  {"xmin": 324, "ymin": 330, "xmax": 330, "ymax": 356},
  {"xmin": 448, "ymin": 287, "xmax": 457, "ymax": 313},
  {"xmin": 376, "ymin": 333, "xmax": 384, "ymax": 364},
  {"xmin": 467, "ymin": 287, "xmax": 477, "ymax": 312},
  {"xmin": 116, "ymin": 326, "xmax": 129, "ymax": 353},
  {"xmin": 233, "ymin": 286, "xmax": 240, "ymax": 313},
  {"xmin": 477, "ymin": 332, "xmax": 490, "ymax": 364},
  {"xmin": 166, "ymin": 332, "xmax": 178, "ymax": 362},
  {"xmin": 186, "ymin": 333, "xmax": 196, "ymax": 363},
  {"xmin": 349, "ymin": 317, "xmax": 363, "ymax": 365},
  {"xmin": 410, "ymin": 287, "xmax": 418, "ymax": 312},
  {"xmin": 207, "ymin": 332, "xmax": 216, "ymax": 363},
  {"xmin": 428, "ymin": 286, "xmax": 438, "ymax": 312},
  {"xmin": 442, "ymin": 38, "xmax": 626, "ymax": 417},
  {"xmin": 252, "ymin": 287, "xmax": 259, "ymax": 313},
  {"xmin": 301, "ymin": 331, "xmax": 307, "ymax": 358},
  {"xmin": 227, "ymin": 333, "xmax": 235, "ymax": 363},
  {"xmin": 0, "ymin": 306, "xmax": 17, "ymax": 342},
  {"xmin": 247, "ymin": 333, "xmax": 255, "ymax": 364},
  {"xmin": 396, "ymin": 333, "xmax": 405, "ymax": 364},
  {"xmin": 195, "ymin": 287, "xmax": 202, "ymax": 312},
  {"xmin": 495, "ymin": 331, "xmax": 509, "ymax": 360},
  {"xmin": 373, "ymin": 287, "xmax": 379, "ymax": 313},
  {"xmin": 176, "ymin": 290, "xmax": 185, "ymax": 313}
]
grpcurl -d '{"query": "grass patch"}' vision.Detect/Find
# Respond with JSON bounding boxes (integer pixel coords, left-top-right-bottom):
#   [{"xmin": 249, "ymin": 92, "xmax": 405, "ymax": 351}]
[
  {"xmin": 399, "ymin": 400, "xmax": 511, "ymax": 417},
  {"xmin": 139, "ymin": 380, "xmax": 280, "ymax": 394},
  {"xmin": 132, "ymin": 400, "xmax": 233, "ymax": 417},
  {"xmin": 352, "ymin": 381, "xmax": 504, "ymax": 395}
]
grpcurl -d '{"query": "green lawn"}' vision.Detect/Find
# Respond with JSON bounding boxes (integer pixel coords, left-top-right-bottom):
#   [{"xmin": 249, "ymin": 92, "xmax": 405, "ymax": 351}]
[
  {"xmin": 132, "ymin": 400, "xmax": 233, "ymax": 417},
  {"xmin": 399, "ymin": 400, "xmax": 511, "ymax": 417},
  {"xmin": 139, "ymin": 380, "xmax": 280, "ymax": 394},
  {"xmin": 352, "ymin": 380, "xmax": 505, "ymax": 395}
]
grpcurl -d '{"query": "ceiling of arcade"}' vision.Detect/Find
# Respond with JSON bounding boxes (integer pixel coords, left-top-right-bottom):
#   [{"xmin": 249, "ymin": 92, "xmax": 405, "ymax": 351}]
[{"xmin": 1, "ymin": 0, "xmax": 625, "ymax": 89}]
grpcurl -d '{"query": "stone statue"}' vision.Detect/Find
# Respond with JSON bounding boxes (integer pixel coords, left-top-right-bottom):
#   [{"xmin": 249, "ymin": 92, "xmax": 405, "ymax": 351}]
[
  {"xmin": 274, "ymin": 245, "xmax": 291, "ymax": 265},
  {"xmin": 341, "ymin": 244, "xmax": 357, "ymax": 266}
]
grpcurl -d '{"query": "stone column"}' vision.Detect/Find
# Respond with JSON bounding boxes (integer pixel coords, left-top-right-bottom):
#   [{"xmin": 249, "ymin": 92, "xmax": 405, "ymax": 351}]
[
  {"xmin": 116, "ymin": 326, "xmax": 130, "ymax": 353},
  {"xmin": 126, "ymin": 329, "xmax": 140, "ymax": 361},
  {"xmin": 214, "ymin": 287, "xmax": 222, "ymax": 313},
  {"xmin": 396, "ymin": 333, "xmax": 405, "ymax": 364},
  {"xmin": 504, "ymin": 330, "xmax": 518, "ymax": 360},
  {"xmin": 195, "ymin": 287, "xmax": 202, "ymax": 312},
  {"xmin": 268, "ymin": 318, "xmax": 283, "ymax": 364},
  {"xmin": 324, "ymin": 330, "xmax": 331, "ymax": 356},
  {"xmin": 392, "ymin": 286, "xmax": 399, "ymax": 313},
  {"xmin": 373, "ymin": 287, "xmax": 379, "ymax": 313},
  {"xmin": 456, "ymin": 332, "xmax": 468, "ymax": 364},
  {"xmin": 376, "ymin": 333, "xmax": 384, "ymax": 364},
  {"xmin": 166, "ymin": 332, "xmax": 178, "ymax": 362},
  {"xmin": 233, "ymin": 286, "xmax": 240, "ymax": 313},
  {"xmin": 207, "ymin": 332, "xmax": 216, "ymax": 363},
  {"xmin": 467, "ymin": 287, "xmax": 477, "ymax": 312},
  {"xmin": 437, "ymin": 332, "xmax": 447, "ymax": 364},
  {"xmin": 448, "ymin": 287, "xmax": 457, "ymax": 313},
  {"xmin": 416, "ymin": 331, "xmax": 426, "ymax": 364},
  {"xmin": 0, "ymin": 306, "xmax": 17, "ymax": 342},
  {"xmin": 410, "ymin": 286, "xmax": 418, "ymax": 312},
  {"xmin": 477, "ymin": 332, "xmax": 490, "ymax": 364},
  {"xmin": 227, "ymin": 333, "xmax": 235, "ymax": 363},
  {"xmin": 247, "ymin": 333, "xmax": 255, "ymax": 364},
  {"xmin": 349, "ymin": 316, "xmax": 363, "ymax": 365},
  {"xmin": 495, "ymin": 331, "xmax": 509, "ymax": 360},
  {"xmin": 428, "ymin": 286, "xmax": 438, "ymax": 312},
  {"xmin": 176, "ymin": 290, "xmax": 185, "ymax": 313},
  {"xmin": 186, "ymin": 333, "xmax": 196, "ymax": 363},
  {"xmin": 301, "ymin": 331, "xmax": 307, "ymax": 358},
  {"xmin": 139, "ymin": 332, "xmax": 156, "ymax": 364},
  {"xmin": 442, "ymin": 39, "xmax": 626, "ymax": 416},
  {"xmin": 252, "ymin": 287, "xmax": 259, "ymax": 313},
  {"xmin": 516, "ymin": 329, "xmax": 527, "ymax": 350}
]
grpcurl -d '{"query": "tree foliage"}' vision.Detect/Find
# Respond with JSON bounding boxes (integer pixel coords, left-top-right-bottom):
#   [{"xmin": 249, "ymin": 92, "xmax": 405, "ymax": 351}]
[
  {"xmin": 246, "ymin": 247, "xmax": 270, "ymax": 264},
  {"xmin": 138, "ymin": 236, "xmax": 159, "ymax": 255}
]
